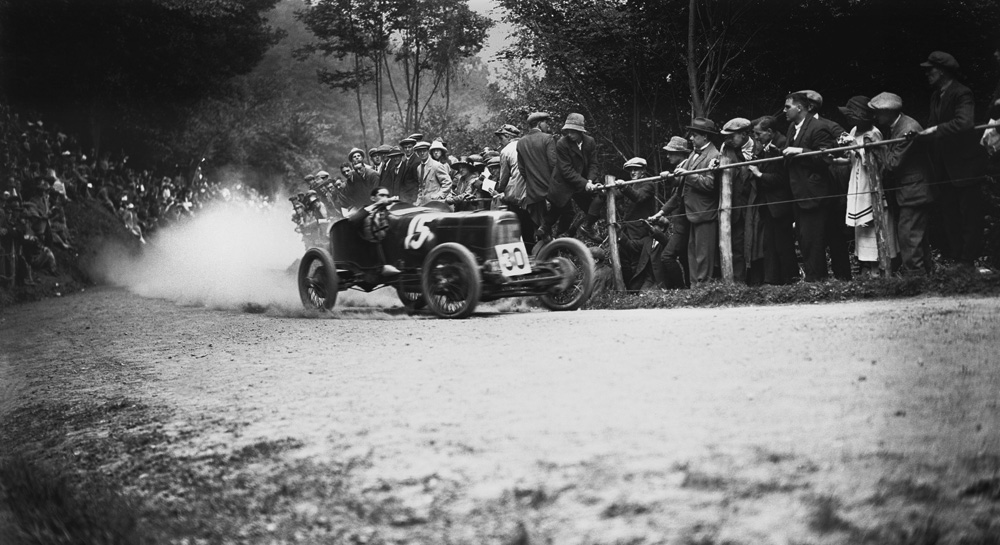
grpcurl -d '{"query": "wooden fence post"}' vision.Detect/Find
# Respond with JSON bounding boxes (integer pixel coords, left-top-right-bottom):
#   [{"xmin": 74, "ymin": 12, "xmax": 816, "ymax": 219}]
[
  {"xmin": 866, "ymin": 163, "xmax": 892, "ymax": 276},
  {"xmin": 604, "ymin": 175, "xmax": 626, "ymax": 291},
  {"xmin": 717, "ymin": 154, "xmax": 734, "ymax": 283}
]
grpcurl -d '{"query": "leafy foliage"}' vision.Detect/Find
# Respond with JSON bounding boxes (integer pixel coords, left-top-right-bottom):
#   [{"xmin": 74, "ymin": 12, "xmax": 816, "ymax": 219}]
[
  {"xmin": 296, "ymin": 0, "xmax": 493, "ymax": 142},
  {"xmin": 0, "ymin": 0, "xmax": 282, "ymax": 160},
  {"xmin": 497, "ymin": 0, "xmax": 1000, "ymax": 177}
]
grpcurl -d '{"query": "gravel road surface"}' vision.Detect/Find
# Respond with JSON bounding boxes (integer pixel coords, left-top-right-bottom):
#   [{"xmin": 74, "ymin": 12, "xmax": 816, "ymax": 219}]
[{"xmin": 2, "ymin": 288, "xmax": 999, "ymax": 544}]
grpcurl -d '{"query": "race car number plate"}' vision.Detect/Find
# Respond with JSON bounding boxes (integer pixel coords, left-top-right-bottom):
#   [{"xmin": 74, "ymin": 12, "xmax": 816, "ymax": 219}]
[{"xmin": 495, "ymin": 241, "xmax": 531, "ymax": 277}]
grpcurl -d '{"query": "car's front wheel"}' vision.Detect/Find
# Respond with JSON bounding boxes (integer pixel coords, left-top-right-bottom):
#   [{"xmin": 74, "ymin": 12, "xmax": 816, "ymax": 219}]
[
  {"xmin": 536, "ymin": 238, "xmax": 595, "ymax": 311},
  {"xmin": 298, "ymin": 248, "xmax": 339, "ymax": 311},
  {"xmin": 421, "ymin": 243, "xmax": 481, "ymax": 319}
]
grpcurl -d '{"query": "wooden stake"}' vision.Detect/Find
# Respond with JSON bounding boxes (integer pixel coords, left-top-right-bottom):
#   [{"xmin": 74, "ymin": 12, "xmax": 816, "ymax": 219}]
[
  {"xmin": 866, "ymin": 161, "xmax": 892, "ymax": 276},
  {"xmin": 605, "ymin": 175, "xmax": 626, "ymax": 291},
  {"xmin": 717, "ymin": 153, "xmax": 734, "ymax": 283}
]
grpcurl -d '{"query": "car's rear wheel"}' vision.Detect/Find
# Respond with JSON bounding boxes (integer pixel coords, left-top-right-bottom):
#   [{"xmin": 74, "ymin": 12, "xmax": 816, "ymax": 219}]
[
  {"xmin": 298, "ymin": 248, "xmax": 339, "ymax": 311},
  {"xmin": 537, "ymin": 238, "xmax": 595, "ymax": 311},
  {"xmin": 395, "ymin": 276, "xmax": 426, "ymax": 311},
  {"xmin": 421, "ymin": 243, "xmax": 481, "ymax": 319}
]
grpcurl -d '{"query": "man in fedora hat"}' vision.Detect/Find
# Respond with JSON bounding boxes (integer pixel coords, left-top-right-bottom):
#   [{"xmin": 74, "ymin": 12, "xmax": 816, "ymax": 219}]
[
  {"xmin": 782, "ymin": 91, "xmax": 845, "ymax": 281},
  {"xmin": 870, "ymin": 92, "xmax": 934, "ymax": 275},
  {"xmin": 647, "ymin": 135, "xmax": 694, "ymax": 289},
  {"xmin": 673, "ymin": 117, "xmax": 721, "ymax": 284},
  {"xmin": 517, "ymin": 112, "xmax": 557, "ymax": 243},
  {"xmin": 540, "ymin": 112, "xmax": 598, "ymax": 241},
  {"xmin": 918, "ymin": 51, "xmax": 988, "ymax": 268}
]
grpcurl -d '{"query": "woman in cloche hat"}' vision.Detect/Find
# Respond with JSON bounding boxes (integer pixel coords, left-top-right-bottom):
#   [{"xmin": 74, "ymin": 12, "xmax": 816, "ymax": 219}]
[{"xmin": 837, "ymin": 95, "xmax": 897, "ymax": 275}]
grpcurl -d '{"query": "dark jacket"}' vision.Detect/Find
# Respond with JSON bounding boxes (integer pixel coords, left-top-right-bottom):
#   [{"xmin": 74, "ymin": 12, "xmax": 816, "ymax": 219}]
[
  {"xmin": 884, "ymin": 114, "xmax": 934, "ymax": 206},
  {"xmin": 754, "ymin": 133, "xmax": 793, "ymax": 218},
  {"xmin": 680, "ymin": 143, "xmax": 721, "ymax": 224},
  {"xmin": 548, "ymin": 134, "xmax": 597, "ymax": 207},
  {"xmin": 393, "ymin": 154, "xmax": 420, "ymax": 203},
  {"xmin": 784, "ymin": 116, "xmax": 837, "ymax": 209},
  {"xmin": 927, "ymin": 80, "xmax": 988, "ymax": 186},
  {"xmin": 516, "ymin": 128, "xmax": 557, "ymax": 205}
]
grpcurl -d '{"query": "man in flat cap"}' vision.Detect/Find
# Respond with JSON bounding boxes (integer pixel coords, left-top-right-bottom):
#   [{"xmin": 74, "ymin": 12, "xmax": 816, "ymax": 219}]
[
  {"xmin": 413, "ymin": 141, "xmax": 452, "ymax": 205},
  {"xmin": 870, "ymin": 92, "xmax": 934, "ymax": 275},
  {"xmin": 746, "ymin": 116, "xmax": 797, "ymax": 285},
  {"xmin": 517, "ymin": 112, "xmax": 558, "ymax": 243},
  {"xmin": 346, "ymin": 147, "xmax": 380, "ymax": 209},
  {"xmin": 718, "ymin": 117, "xmax": 754, "ymax": 282},
  {"xmin": 783, "ymin": 91, "xmax": 846, "ymax": 281},
  {"xmin": 394, "ymin": 136, "xmax": 420, "ymax": 203},
  {"xmin": 381, "ymin": 146, "xmax": 402, "ymax": 191},
  {"xmin": 494, "ymin": 124, "xmax": 534, "ymax": 247},
  {"xmin": 540, "ymin": 113, "xmax": 598, "ymax": 242},
  {"xmin": 918, "ymin": 51, "xmax": 988, "ymax": 268},
  {"xmin": 369, "ymin": 147, "xmax": 384, "ymax": 174}
]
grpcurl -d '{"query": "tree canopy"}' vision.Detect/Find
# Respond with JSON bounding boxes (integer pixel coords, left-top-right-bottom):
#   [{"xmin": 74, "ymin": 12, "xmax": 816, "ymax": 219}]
[
  {"xmin": 0, "ymin": 0, "xmax": 283, "ymax": 158},
  {"xmin": 495, "ymin": 0, "xmax": 1000, "ymax": 173},
  {"xmin": 295, "ymin": 0, "xmax": 492, "ymax": 145}
]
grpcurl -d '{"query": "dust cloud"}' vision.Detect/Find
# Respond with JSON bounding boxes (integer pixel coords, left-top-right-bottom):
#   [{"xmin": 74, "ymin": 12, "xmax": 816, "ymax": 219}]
[{"xmin": 93, "ymin": 199, "xmax": 304, "ymax": 310}]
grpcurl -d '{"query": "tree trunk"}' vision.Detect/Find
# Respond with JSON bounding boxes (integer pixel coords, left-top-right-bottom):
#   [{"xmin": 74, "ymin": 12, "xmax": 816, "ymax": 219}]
[
  {"xmin": 412, "ymin": 40, "xmax": 421, "ymax": 131},
  {"xmin": 354, "ymin": 54, "xmax": 369, "ymax": 151},
  {"xmin": 374, "ymin": 51, "xmax": 384, "ymax": 144},
  {"xmin": 383, "ymin": 55, "xmax": 406, "ymax": 127},
  {"xmin": 687, "ymin": 0, "xmax": 704, "ymax": 119}
]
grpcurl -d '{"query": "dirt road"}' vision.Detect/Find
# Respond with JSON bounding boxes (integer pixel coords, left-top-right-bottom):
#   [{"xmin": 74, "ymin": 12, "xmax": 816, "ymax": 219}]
[{"xmin": 2, "ymin": 288, "xmax": 999, "ymax": 544}]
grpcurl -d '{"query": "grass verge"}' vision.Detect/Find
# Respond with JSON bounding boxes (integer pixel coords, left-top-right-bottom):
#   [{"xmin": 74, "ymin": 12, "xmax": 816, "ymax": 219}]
[{"xmin": 586, "ymin": 267, "xmax": 1000, "ymax": 310}]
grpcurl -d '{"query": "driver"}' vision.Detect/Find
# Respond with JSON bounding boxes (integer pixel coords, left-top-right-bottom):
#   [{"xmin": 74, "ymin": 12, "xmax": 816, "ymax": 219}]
[{"xmin": 348, "ymin": 186, "xmax": 400, "ymax": 276}]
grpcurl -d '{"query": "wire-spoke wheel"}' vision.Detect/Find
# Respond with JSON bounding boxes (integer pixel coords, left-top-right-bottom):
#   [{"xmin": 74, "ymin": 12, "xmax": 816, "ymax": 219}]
[
  {"xmin": 537, "ymin": 238, "xmax": 595, "ymax": 311},
  {"xmin": 421, "ymin": 243, "xmax": 481, "ymax": 319},
  {"xmin": 395, "ymin": 276, "xmax": 427, "ymax": 311},
  {"xmin": 297, "ymin": 248, "xmax": 339, "ymax": 311}
]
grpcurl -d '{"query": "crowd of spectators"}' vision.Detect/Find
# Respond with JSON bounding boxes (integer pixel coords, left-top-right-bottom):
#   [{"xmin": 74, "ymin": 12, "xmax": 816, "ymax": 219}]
[
  {"xmin": 291, "ymin": 49, "xmax": 1000, "ymax": 292},
  {"xmin": 0, "ymin": 104, "xmax": 270, "ymax": 287},
  {"xmin": 5, "ymin": 47, "xmax": 997, "ymax": 293}
]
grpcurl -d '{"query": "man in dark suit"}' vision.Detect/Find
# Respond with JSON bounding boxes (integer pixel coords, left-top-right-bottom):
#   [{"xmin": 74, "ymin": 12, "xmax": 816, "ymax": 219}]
[
  {"xmin": 675, "ymin": 117, "xmax": 721, "ymax": 284},
  {"xmin": 918, "ymin": 51, "xmax": 989, "ymax": 267},
  {"xmin": 393, "ymin": 136, "xmax": 420, "ymax": 204},
  {"xmin": 782, "ymin": 91, "xmax": 843, "ymax": 282},
  {"xmin": 748, "ymin": 116, "xmax": 798, "ymax": 285},
  {"xmin": 539, "ymin": 113, "xmax": 597, "ymax": 241},
  {"xmin": 516, "ymin": 112, "xmax": 557, "ymax": 239},
  {"xmin": 870, "ymin": 92, "xmax": 935, "ymax": 275}
]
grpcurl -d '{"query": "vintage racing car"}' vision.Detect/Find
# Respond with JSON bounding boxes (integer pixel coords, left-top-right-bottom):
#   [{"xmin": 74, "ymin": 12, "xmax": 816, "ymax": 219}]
[{"xmin": 297, "ymin": 202, "xmax": 595, "ymax": 318}]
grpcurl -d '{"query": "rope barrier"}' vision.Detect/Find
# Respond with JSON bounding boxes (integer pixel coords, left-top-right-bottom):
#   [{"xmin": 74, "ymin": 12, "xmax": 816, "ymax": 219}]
[
  {"xmin": 596, "ymin": 122, "xmax": 1000, "ymax": 191},
  {"xmin": 604, "ymin": 171, "xmax": 995, "ymax": 226}
]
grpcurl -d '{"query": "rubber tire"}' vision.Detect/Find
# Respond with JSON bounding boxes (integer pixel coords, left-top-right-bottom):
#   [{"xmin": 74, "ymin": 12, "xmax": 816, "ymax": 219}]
[
  {"xmin": 395, "ymin": 279, "xmax": 427, "ymax": 311},
  {"xmin": 536, "ymin": 237, "xmax": 596, "ymax": 311},
  {"xmin": 421, "ymin": 242, "xmax": 482, "ymax": 319},
  {"xmin": 298, "ymin": 248, "xmax": 339, "ymax": 311}
]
